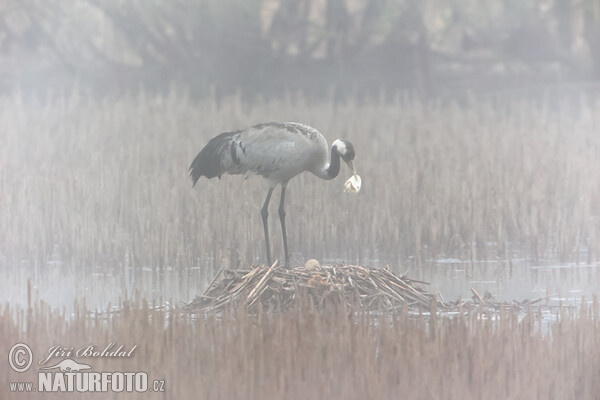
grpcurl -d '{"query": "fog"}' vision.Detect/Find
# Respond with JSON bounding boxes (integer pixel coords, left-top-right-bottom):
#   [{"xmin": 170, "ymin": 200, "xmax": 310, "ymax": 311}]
[
  {"xmin": 3, "ymin": 0, "xmax": 600, "ymax": 99},
  {"xmin": 0, "ymin": 0, "xmax": 600, "ymax": 307},
  {"xmin": 2, "ymin": 0, "xmax": 600, "ymax": 309},
  {"xmin": 3, "ymin": 2, "xmax": 600, "ymax": 398}
]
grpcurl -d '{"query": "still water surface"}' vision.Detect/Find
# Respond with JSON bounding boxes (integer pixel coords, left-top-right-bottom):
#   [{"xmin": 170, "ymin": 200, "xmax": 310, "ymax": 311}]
[{"xmin": 3, "ymin": 253, "xmax": 598, "ymax": 313}]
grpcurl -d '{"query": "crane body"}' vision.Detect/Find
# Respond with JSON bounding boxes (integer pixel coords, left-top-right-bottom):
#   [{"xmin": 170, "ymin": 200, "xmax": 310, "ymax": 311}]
[{"xmin": 189, "ymin": 122, "xmax": 357, "ymax": 268}]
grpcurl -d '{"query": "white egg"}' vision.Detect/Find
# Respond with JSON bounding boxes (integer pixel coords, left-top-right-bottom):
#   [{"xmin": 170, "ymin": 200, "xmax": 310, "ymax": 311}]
[{"xmin": 344, "ymin": 174, "xmax": 361, "ymax": 193}]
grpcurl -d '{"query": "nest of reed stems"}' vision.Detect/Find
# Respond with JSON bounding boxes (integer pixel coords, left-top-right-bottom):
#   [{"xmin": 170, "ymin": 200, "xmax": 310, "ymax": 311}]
[{"xmin": 183, "ymin": 261, "xmax": 441, "ymax": 313}]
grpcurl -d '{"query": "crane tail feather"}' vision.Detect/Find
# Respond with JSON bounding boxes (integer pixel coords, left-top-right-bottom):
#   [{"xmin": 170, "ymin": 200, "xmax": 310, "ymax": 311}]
[{"xmin": 189, "ymin": 131, "xmax": 237, "ymax": 186}]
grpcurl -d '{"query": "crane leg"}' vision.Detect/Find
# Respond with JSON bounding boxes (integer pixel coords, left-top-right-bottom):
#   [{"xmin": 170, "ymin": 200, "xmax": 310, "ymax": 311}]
[
  {"xmin": 261, "ymin": 187, "xmax": 274, "ymax": 265},
  {"xmin": 278, "ymin": 182, "xmax": 290, "ymax": 268}
]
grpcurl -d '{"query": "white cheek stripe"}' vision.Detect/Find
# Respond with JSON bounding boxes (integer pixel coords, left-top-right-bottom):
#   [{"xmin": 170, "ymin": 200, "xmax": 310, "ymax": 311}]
[{"xmin": 333, "ymin": 139, "xmax": 347, "ymax": 155}]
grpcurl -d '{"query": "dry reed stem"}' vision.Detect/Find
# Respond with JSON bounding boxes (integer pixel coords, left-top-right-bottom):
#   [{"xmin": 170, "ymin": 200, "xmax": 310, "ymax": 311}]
[
  {"xmin": 185, "ymin": 263, "xmax": 436, "ymax": 313},
  {"xmin": 1, "ymin": 297, "xmax": 599, "ymax": 400},
  {"xmin": 1, "ymin": 93, "xmax": 598, "ymax": 274}
]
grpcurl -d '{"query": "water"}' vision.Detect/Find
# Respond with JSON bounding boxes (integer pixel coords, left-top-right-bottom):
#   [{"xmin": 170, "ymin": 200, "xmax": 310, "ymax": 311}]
[
  {"xmin": 2, "ymin": 254, "xmax": 598, "ymax": 313},
  {"xmin": 417, "ymin": 258, "xmax": 600, "ymax": 308}
]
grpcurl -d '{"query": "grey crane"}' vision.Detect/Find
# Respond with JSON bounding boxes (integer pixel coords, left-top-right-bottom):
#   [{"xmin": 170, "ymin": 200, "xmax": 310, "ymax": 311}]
[{"xmin": 189, "ymin": 122, "xmax": 357, "ymax": 268}]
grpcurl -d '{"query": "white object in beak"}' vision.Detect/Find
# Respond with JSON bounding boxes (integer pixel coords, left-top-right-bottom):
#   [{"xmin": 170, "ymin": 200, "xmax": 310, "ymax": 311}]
[{"xmin": 344, "ymin": 174, "xmax": 361, "ymax": 193}]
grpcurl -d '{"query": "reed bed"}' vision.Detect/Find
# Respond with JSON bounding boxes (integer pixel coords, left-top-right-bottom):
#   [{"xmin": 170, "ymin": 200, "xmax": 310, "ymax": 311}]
[
  {"xmin": 1, "ymin": 297, "xmax": 599, "ymax": 400},
  {"xmin": 1, "ymin": 92, "xmax": 599, "ymax": 276},
  {"xmin": 1, "ymin": 88, "xmax": 599, "ymax": 399}
]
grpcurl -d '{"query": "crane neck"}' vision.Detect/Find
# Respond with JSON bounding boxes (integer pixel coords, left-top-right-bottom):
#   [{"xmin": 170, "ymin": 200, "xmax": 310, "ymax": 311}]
[{"xmin": 323, "ymin": 145, "xmax": 341, "ymax": 180}]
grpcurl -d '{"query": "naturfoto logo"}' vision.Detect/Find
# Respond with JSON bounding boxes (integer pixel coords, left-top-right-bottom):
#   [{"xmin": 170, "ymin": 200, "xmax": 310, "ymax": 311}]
[{"xmin": 8, "ymin": 342, "xmax": 166, "ymax": 394}]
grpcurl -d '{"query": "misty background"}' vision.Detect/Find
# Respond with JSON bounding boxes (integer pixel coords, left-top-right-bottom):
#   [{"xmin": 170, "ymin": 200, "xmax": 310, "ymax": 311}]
[
  {"xmin": 2, "ymin": 0, "xmax": 600, "ymax": 312},
  {"xmin": 3, "ymin": 0, "xmax": 600, "ymax": 100}
]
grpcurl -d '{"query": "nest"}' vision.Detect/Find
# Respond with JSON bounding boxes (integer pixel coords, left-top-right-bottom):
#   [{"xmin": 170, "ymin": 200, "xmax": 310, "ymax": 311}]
[{"xmin": 183, "ymin": 261, "xmax": 440, "ymax": 313}]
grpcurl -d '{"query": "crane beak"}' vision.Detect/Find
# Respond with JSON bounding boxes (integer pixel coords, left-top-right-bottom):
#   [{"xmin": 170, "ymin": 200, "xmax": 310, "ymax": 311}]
[{"xmin": 345, "ymin": 160, "xmax": 356, "ymax": 176}]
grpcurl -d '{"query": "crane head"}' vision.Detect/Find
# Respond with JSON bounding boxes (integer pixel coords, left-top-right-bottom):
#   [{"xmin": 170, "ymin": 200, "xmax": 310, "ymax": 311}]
[
  {"xmin": 333, "ymin": 139, "xmax": 360, "ymax": 192},
  {"xmin": 332, "ymin": 139, "xmax": 356, "ymax": 174}
]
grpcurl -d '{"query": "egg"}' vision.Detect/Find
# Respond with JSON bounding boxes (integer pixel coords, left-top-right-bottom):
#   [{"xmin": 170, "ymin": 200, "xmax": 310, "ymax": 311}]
[{"xmin": 344, "ymin": 174, "xmax": 361, "ymax": 193}]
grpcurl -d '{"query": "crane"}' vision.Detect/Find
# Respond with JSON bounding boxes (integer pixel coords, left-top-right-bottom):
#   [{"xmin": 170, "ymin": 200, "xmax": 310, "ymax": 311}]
[{"xmin": 189, "ymin": 122, "xmax": 357, "ymax": 268}]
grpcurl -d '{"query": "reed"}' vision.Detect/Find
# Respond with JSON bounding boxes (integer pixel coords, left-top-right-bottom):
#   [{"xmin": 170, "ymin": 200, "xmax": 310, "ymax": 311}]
[
  {"xmin": 1, "ymin": 92, "xmax": 598, "ymax": 275},
  {"xmin": 1, "ymin": 298, "xmax": 599, "ymax": 399}
]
